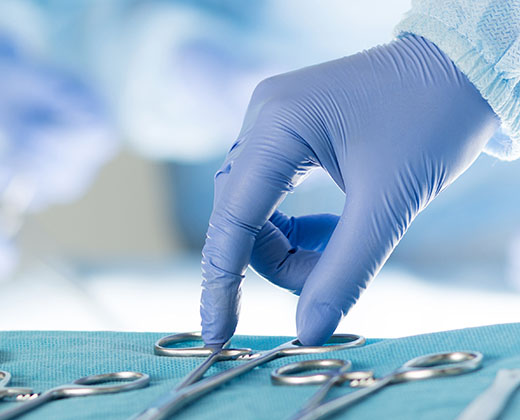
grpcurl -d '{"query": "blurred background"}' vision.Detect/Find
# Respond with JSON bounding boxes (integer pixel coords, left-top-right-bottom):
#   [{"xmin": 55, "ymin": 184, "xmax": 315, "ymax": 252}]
[{"xmin": 0, "ymin": 0, "xmax": 519, "ymax": 338}]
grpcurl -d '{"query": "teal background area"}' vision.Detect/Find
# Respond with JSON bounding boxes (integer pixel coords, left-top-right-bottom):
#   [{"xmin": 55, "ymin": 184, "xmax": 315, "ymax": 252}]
[{"xmin": 1, "ymin": 323, "xmax": 520, "ymax": 419}]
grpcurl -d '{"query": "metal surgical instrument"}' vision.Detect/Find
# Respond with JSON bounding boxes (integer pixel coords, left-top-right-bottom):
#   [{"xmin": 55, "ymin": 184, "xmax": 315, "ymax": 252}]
[
  {"xmin": 0, "ymin": 372, "xmax": 34, "ymax": 402},
  {"xmin": 272, "ymin": 351, "xmax": 483, "ymax": 420},
  {"xmin": 0, "ymin": 371, "xmax": 150, "ymax": 420},
  {"xmin": 131, "ymin": 331, "xmax": 366, "ymax": 420},
  {"xmin": 456, "ymin": 369, "xmax": 520, "ymax": 420}
]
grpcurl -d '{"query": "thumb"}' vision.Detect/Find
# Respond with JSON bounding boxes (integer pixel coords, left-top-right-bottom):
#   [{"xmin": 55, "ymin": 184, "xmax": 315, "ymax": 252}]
[
  {"xmin": 296, "ymin": 187, "xmax": 408, "ymax": 345},
  {"xmin": 250, "ymin": 221, "xmax": 321, "ymax": 295},
  {"xmin": 270, "ymin": 211, "xmax": 339, "ymax": 252},
  {"xmin": 250, "ymin": 212, "xmax": 340, "ymax": 293}
]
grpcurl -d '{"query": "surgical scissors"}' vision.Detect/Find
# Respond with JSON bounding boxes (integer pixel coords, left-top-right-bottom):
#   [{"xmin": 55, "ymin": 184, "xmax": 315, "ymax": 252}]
[
  {"xmin": 131, "ymin": 331, "xmax": 365, "ymax": 420},
  {"xmin": 0, "ymin": 372, "xmax": 34, "ymax": 402},
  {"xmin": 0, "ymin": 371, "xmax": 150, "ymax": 420},
  {"xmin": 271, "ymin": 351, "xmax": 483, "ymax": 420}
]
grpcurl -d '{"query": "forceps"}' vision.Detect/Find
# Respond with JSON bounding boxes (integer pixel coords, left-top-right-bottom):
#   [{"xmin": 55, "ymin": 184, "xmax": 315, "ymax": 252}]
[
  {"xmin": 0, "ymin": 372, "xmax": 34, "ymax": 402},
  {"xmin": 0, "ymin": 371, "xmax": 150, "ymax": 420},
  {"xmin": 272, "ymin": 351, "xmax": 483, "ymax": 420},
  {"xmin": 131, "ymin": 331, "xmax": 365, "ymax": 420}
]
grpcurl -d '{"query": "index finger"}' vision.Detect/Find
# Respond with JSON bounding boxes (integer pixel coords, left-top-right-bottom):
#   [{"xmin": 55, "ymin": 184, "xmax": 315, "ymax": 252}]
[{"xmin": 200, "ymin": 122, "xmax": 316, "ymax": 345}]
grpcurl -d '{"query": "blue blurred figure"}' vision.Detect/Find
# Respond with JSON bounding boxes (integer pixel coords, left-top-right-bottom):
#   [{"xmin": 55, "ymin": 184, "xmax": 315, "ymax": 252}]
[{"xmin": 0, "ymin": 25, "xmax": 116, "ymax": 276}]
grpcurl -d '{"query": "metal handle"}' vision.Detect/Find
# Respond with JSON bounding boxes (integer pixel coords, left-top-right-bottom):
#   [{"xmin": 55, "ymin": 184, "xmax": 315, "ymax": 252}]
[
  {"xmin": 394, "ymin": 351, "xmax": 483, "ymax": 383},
  {"xmin": 57, "ymin": 372, "xmax": 150, "ymax": 397},
  {"xmin": 154, "ymin": 332, "xmax": 251, "ymax": 358},
  {"xmin": 272, "ymin": 359, "xmax": 351, "ymax": 386},
  {"xmin": 271, "ymin": 359, "xmax": 374, "ymax": 387},
  {"xmin": 278, "ymin": 334, "xmax": 365, "ymax": 356},
  {"xmin": 0, "ymin": 371, "xmax": 34, "ymax": 401},
  {"xmin": 0, "ymin": 388, "xmax": 35, "ymax": 400},
  {"xmin": 0, "ymin": 371, "xmax": 11, "ymax": 388}
]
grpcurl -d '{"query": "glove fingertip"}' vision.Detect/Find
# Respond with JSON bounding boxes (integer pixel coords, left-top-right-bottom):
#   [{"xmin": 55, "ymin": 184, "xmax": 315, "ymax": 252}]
[
  {"xmin": 200, "ymin": 263, "xmax": 243, "ymax": 345},
  {"xmin": 296, "ymin": 300, "xmax": 344, "ymax": 346},
  {"xmin": 200, "ymin": 291, "xmax": 240, "ymax": 345}
]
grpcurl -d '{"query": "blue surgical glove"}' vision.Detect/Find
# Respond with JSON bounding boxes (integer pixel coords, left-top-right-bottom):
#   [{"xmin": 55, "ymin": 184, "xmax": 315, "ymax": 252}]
[{"xmin": 200, "ymin": 34, "xmax": 500, "ymax": 346}]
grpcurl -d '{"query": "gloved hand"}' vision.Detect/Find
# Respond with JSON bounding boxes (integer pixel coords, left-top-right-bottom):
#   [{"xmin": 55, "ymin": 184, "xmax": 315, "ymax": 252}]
[{"xmin": 200, "ymin": 34, "xmax": 500, "ymax": 345}]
